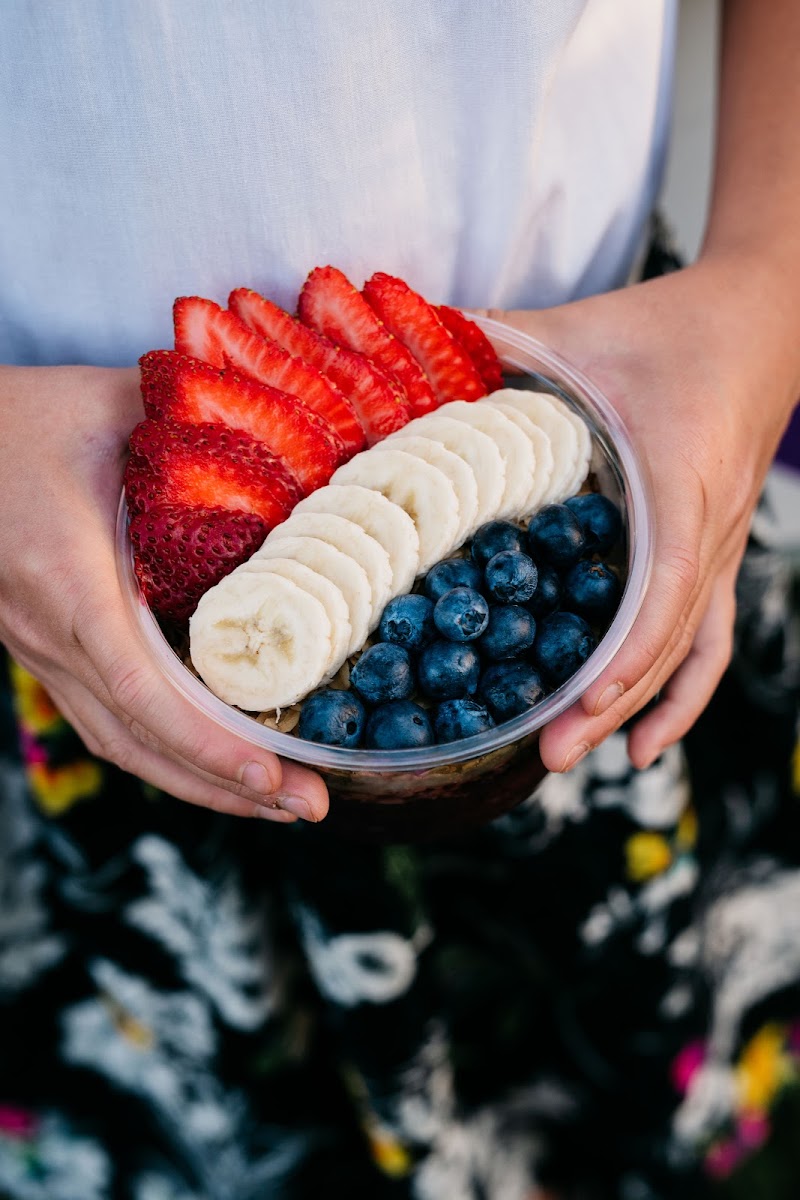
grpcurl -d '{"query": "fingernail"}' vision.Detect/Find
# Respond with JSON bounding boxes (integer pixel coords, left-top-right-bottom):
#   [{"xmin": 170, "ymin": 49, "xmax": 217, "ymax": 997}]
[
  {"xmin": 273, "ymin": 793, "xmax": 317, "ymax": 822},
  {"xmin": 239, "ymin": 761, "xmax": 273, "ymax": 794},
  {"xmin": 594, "ymin": 681, "xmax": 624, "ymax": 716},
  {"xmin": 562, "ymin": 742, "xmax": 590, "ymax": 772}
]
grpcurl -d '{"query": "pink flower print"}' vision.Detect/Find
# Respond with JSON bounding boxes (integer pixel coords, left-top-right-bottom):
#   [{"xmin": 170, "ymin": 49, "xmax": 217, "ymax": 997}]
[
  {"xmin": 670, "ymin": 1039, "xmax": 706, "ymax": 1094},
  {"xmin": 705, "ymin": 1137, "xmax": 744, "ymax": 1180},
  {"xmin": 0, "ymin": 1104, "xmax": 37, "ymax": 1139}
]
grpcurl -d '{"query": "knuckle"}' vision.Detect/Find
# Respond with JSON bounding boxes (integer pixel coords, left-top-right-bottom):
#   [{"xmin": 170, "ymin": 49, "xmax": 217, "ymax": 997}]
[{"xmin": 108, "ymin": 659, "xmax": 154, "ymax": 718}]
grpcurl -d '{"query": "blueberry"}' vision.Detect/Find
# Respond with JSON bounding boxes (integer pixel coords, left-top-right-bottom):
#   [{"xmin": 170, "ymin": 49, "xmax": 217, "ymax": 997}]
[
  {"xmin": 533, "ymin": 612, "xmax": 596, "ymax": 687},
  {"xmin": 566, "ymin": 493, "xmax": 622, "ymax": 555},
  {"xmin": 562, "ymin": 560, "xmax": 622, "ymax": 624},
  {"xmin": 298, "ymin": 689, "xmax": 366, "ymax": 748},
  {"xmin": 527, "ymin": 504, "xmax": 586, "ymax": 569},
  {"xmin": 484, "ymin": 550, "xmax": 538, "ymax": 603},
  {"xmin": 418, "ymin": 639, "xmax": 481, "ymax": 700},
  {"xmin": 526, "ymin": 562, "xmax": 561, "ymax": 618},
  {"xmin": 471, "ymin": 520, "xmax": 525, "ymax": 568},
  {"xmin": 364, "ymin": 700, "xmax": 434, "ymax": 750},
  {"xmin": 378, "ymin": 593, "xmax": 436, "ymax": 651},
  {"xmin": 424, "ymin": 557, "xmax": 483, "ymax": 601},
  {"xmin": 433, "ymin": 586, "xmax": 490, "ymax": 641},
  {"xmin": 480, "ymin": 662, "xmax": 547, "ymax": 721},
  {"xmin": 434, "ymin": 699, "xmax": 495, "ymax": 743},
  {"xmin": 350, "ymin": 643, "xmax": 414, "ymax": 704},
  {"xmin": 479, "ymin": 604, "xmax": 537, "ymax": 661}
]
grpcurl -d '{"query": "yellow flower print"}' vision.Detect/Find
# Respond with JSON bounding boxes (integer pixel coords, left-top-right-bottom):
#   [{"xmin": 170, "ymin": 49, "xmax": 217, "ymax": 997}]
[
  {"xmin": 28, "ymin": 760, "xmax": 103, "ymax": 817},
  {"xmin": 366, "ymin": 1125, "xmax": 413, "ymax": 1178},
  {"xmin": 676, "ymin": 805, "xmax": 698, "ymax": 852},
  {"xmin": 625, "ymin": 832, "xmax": 672, "ymax": 882},
  {"xmin": 9, "ymin": 659, "xmax": 64, "ymax": 735},
  {"xmin": 736, "ymin": 1023, "xmax": 792, "ymax": 1114}
]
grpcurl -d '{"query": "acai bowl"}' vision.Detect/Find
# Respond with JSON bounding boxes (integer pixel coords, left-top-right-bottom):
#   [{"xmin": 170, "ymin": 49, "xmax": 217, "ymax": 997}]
[{"xmin": 117, "ymin": 303, "xmax": 653, "ymax": 842}]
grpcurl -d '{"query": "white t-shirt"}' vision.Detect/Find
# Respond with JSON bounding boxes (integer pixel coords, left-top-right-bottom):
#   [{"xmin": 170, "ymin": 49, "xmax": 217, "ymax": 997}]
[{"xmin": 0, "ymin": 0, "xmax": 676, "ymax": 367}]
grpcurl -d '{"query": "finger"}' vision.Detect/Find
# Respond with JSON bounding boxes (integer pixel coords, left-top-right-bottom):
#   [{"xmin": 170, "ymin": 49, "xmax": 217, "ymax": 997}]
[
  {"xmin": 43, "ymin": 676, "xmax": 301, "ymax": 821},
  {"xmin": 68, "ymin": 561, "xmax": 294, "ymax": 800},
  {"xmin": 626, "ymin": 564, "xmax": 737, "ymax": 769}
]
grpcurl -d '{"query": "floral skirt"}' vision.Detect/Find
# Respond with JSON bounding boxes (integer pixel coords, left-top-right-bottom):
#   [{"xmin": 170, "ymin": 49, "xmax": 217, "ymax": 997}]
[{"xmin": 1, "ymin": 497, "xmax": 799, "ymax": 1200}]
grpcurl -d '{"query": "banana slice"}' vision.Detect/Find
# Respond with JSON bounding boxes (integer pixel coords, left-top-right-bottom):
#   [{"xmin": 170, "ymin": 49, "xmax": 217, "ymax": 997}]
[
  {"xmin": 438, "ymin": 400, "xmax": 536, "ymax": 520},
  {"xmin": 239, "ymin": 556, "xmax": 351, "ymax": 677},
  {"xmin": 264, "ymin": 512, "xmax": 393, "ymax": 626},
  {"xmin": 190, "ymin": 571, "xmax": 332, "ymax": 712},
  {"xmin": 486, "ymin": 389, "xmax": 578, "ymax": 505},
  {"xmin": 548, "ymin": 395, "xmax": 593, "ymax": 499},
  {"xmin": 254, "ymin": 534, "xmax": 372, "ymax": 656},
  {"xmin": 376, "ymin": 434, "xmax": 478, "ymax": 550},
  {"xmin": 391, "ymin": 414, "xmax": 505, "ymax": 530},
  {"xmin": 292, "ymin": 484, "xmax": 420, "ymax": 596},
  {"xmin": 331, "ymin": 448, "xmax": 460, "ymax": 575},
  {"xmin": 490, "ymin": 402, "xmax": 554, "ymax": 515}
]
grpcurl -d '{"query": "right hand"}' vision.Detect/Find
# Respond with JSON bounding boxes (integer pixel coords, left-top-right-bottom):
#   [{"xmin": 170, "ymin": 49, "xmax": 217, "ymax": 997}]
[{"xmin": 0, "ymin": 364, "xmax": 329, "ymax": 823}]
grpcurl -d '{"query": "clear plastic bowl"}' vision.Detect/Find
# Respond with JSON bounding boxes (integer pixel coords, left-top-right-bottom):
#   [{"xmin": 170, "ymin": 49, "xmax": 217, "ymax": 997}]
[{"xmin": 116, "ymin": 318, "xmax": 653, "ymax": 841}]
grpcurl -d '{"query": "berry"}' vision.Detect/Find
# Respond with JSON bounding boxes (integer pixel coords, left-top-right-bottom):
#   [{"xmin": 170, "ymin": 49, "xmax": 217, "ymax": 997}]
[
  {"xmin": 471, "ymin": 520, "xmax": 526, "ymax": 568},
  {"xmin": 298, "ymin": 266, "xmax": 436, "ymax": 417},
  {"xmin": 433, "ymin": 699, "xmax": 495, "ymax": 743},
  {"xmin": 562, "ymin": 561, "xmax": 622, "ymax": 624},
  {"xmin": 364, "ymin": 700, "xmax": 434, "ymax": 750},
  {"xmin": 298, "ymin": 689, "xmax": 367, "ymax": 748},
  {"xmin": 173, "ymin": 297, "xmax": 365, "ymax": 456},
  {"xmin": 433, "ymin": 587, "xmax": 490, "ymax": 642},
  {"xmin": 533, "ymin": 612, "xmax": 596, "ymax": 687},
  {"xmin": 350, "ymin": 643, "xmax": 415, "ymax": 704},
  {"xmin": 435, "ymin": 305, "xmax": 504, "ymax": 392},
  {"xmin": 479, "ymin": 662, "xmax": 546, "ymax": 722},
  {"xmin": 362, "ymin": 272, "xmax": 485, "ymax": 406},
  {"xmin": 526, "ymin": 562, "xmax": 561, "ymax": 618},
  {"xmin": 129, "ymin": 504, "xmax": 268, "ymax": 622},
  {"xmin": 229, "ymin": 287, "xmax": 411, "ymax": 445},
  {"xmin": 139, "ymin": 350, "xmax": 343, "ymax": 495},
  {"xmin": 566, "ymin": 493, "xmax": 622, "ymax": 555},
  {"xmin": 418, "ymin": 640, "xmax": 480, "ymax": 700},
  {"xmin": 126, "ymin": 418, "xmax": 300, "ymax": 525},
  {"xmin": 479, "ymin": 605, "xmax": 536, "ymax": 661},
  {"xmin": 527, "ymin": 504, "xmax": 586, "ymax": 569},
  {"xmin": 423, "ymin": 557, "xmax": 483, "ymax": 602},
  {"xmin": 484, "ymin": 550, "xmax": 538, "ymax": 603},
  {"xmin": 378, "ymin": 593, "xmax": 436, "ymax": 651}
]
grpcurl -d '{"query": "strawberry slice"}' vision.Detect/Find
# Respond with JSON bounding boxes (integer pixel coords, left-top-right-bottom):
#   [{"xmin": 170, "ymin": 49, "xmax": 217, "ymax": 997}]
[
  {"xmin": 363, "ymin": 273, "xmax": 486, "ymax": 406},
  {"xmin": 435, "ymin": 305, "xmax": 505, "ymax": 393},
  {"xmin": 139, "ymin": 350, "xmax": 343, "ymax": 494},
  {"xmin": 174, "ymin": 297, "xmax": 365, "ymax": 455},
  {"xmin": 229, "ymin": 287, "xmax": 411, "ymax": 444},
  {"xmin": 125, "ymin": 419, "xmax": 301, "ymax": 524},
  {"xmin": 129, "ymin": 503, "xmax": 269, "ymax": 622},
  {"xmin": 298, "ymin": 266, "xmax": 437, "ymax": 418}
]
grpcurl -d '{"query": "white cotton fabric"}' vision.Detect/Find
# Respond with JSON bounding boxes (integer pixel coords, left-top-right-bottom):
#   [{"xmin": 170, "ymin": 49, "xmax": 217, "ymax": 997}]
[{"xmin": 0, "ymin": 0, "xmax": 676, "ymax": 367}]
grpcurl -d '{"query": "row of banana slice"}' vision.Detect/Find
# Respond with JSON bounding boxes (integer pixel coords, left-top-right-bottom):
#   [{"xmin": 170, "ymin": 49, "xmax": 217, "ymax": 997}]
[{"xmin": 189, "ymin": 388, "xmax": 593, "ymax": 713}]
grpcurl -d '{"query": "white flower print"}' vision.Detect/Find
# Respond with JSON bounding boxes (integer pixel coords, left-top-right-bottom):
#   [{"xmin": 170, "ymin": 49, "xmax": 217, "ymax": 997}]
[{"xmin": 124, "ymin": 835, "xmax": 275, "ymax": 1030}]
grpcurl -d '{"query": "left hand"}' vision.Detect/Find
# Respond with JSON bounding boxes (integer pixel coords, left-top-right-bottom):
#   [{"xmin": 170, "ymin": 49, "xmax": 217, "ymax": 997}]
[{"xmin": 476, "ymin": 253, "xmax": 799, "ymax": 773}]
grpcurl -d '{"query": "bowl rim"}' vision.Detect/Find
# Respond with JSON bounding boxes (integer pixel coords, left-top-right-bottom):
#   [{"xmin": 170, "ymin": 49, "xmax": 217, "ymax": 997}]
[{"xmin": 116, "ymin": 317, "xmax": 654, "ymax": 773}]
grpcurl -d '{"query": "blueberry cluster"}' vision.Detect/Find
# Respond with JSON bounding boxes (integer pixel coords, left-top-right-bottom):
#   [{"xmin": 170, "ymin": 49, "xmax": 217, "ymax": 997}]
[{"xmin": 298, "ymin": 492, "xmax": 622, "ymax": 751}]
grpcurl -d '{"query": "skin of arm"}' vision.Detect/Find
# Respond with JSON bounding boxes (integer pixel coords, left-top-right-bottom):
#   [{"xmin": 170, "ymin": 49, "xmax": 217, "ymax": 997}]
[{"xmin": 482, "ymin": 0, "xmax": 800, "ymax": 773}]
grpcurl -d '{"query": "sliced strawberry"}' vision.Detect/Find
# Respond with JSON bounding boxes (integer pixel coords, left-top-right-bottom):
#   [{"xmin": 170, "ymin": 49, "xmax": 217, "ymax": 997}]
[
  {"xmin": 362, "ymin": 273, "xmax": 486, "ymax": 406},
  {"xmin": 174, "ymin": 297, "xmax": 365, "ymax": 455},
  {"xmin": 229, "ymin": 288, "xmax": 412, "ymax": 444},
  {"xmin": 129, "ymin": 503, "xmax": 268, "ymax": 622},
  {"xmin": 125, "ymin": 419, "xmax": 301, "ymax": 524},
  {"xmin": 139, "ymin": 350, "xmax": 343, "ymax": 494},
  {"xmin": 435, "ymin": 305, "xmax": 504, "ymax": 392},
  {"xmin": 297, "ymin": 266, "xmax": 437, "ymax": 418}
]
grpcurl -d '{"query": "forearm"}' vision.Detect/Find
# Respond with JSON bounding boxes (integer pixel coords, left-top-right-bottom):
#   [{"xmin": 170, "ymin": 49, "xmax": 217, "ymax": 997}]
[{"xmin": 700, "ymin": 0, "xmax": 800, "ymax": 401}]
